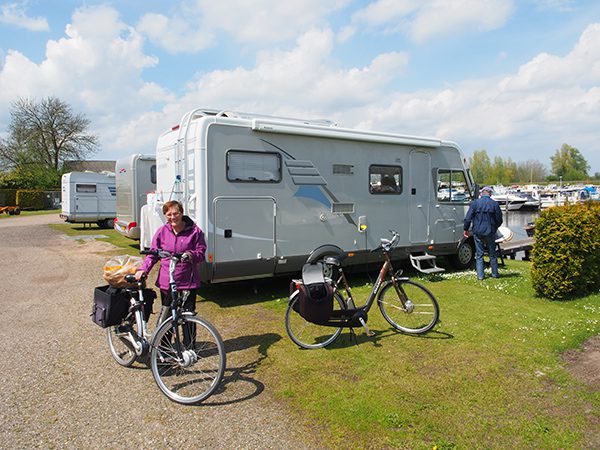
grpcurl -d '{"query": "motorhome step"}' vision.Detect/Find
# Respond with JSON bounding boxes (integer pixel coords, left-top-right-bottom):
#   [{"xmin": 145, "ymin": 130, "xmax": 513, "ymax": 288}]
[
  {"xmin": 417, "ymin": 266, "xmax": 446, "ymax": 274},
  {"xmin": 410, "ymin": 254, "xmax": 438, "ymax": 261}
]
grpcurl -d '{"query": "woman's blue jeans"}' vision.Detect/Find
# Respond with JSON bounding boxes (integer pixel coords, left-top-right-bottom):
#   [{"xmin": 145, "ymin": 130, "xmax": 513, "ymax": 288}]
[{"xmin": 473, "ymin": 233, "xmax": 499, "ymax": 279}]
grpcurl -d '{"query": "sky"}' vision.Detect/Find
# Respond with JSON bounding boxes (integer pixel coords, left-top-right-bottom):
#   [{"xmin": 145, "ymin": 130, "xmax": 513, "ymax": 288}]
[{"xmin": 1, "ymin": 0, "xmax": 599, "ymax": 175}]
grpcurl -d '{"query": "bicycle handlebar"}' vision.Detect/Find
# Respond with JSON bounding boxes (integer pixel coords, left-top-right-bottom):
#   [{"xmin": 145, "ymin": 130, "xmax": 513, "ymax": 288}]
[{"xmin": 377, "ymin": 230, "xmax": 400, "ymax": 252}]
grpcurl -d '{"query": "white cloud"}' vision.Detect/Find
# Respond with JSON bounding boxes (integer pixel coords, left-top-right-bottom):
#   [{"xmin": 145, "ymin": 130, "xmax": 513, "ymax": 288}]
[
  {"xmin": 352, "ymin": 0, "xmax": 514, "ymax": 42},
  {"xmin": 173, "ymin": 28, "xmax": 409, "ymax": 117},
  {"xmin": 0, "ymin": 2, "xmax": 49, "ymax": 31},
  {"xmin": 342, "ymin": 23, "xmax": 600, "ymax": 169},
  {"xmin": 0, "ymin": 5, "xmax": 172, "ymax": 155},
  {"xmin": 137, "ymin": 0, "xmax": 349, "ymax": 54}
]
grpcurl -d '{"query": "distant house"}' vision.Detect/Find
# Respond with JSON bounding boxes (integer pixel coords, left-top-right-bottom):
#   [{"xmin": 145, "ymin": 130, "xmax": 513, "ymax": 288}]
[{"xmin": 63, "ymin": 160, "xmax": 116, "ymax": 173}]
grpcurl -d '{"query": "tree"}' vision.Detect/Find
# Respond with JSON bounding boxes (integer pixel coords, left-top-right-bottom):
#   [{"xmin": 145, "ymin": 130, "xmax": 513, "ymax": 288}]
[
  {"xmin": 468, "ymin": 149, "xmax": 492, "ymax": 185},
  {"xmin": 0, "ymin": 97, "xmax": 99, "ymax": 172},
  {"xmin": 550, "ymin": 143, "xmax": 589, "ymax": 181},
  {"xmin": 516, "ymin": 160, "xmax": 548, "ymax": 183}
]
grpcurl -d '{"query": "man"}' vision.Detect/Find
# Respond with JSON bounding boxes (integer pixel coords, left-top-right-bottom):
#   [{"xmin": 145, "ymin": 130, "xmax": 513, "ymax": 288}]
[{"xmin": 463, "ymin": 186, "xmax": 503, "ymax": 280}]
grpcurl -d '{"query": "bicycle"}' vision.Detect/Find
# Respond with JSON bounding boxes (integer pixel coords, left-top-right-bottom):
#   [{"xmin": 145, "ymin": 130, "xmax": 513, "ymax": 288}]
[
  {"xmin": 106, "ymin": 249, "xmax": 226, "ymax": 404},
  {"xmin": 285, "ymin": 231, "xmax": 440, "ymax": 349}
]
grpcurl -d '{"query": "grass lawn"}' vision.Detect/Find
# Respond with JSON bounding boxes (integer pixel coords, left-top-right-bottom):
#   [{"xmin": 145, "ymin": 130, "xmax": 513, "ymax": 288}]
[
  {"xmin": 203, "ymin": 262, "xmax": 600, "ymax": 449},
  {"xmin": 48, "ymin": 220, "xmax": 600, "ymax": 448},
  {"xmin": 0, "ymin": 208, "xmax": 60, "ymax": 218},
  {"xmin": 49, "ymin": 221, "xmax": 140, "ymax": 253}
]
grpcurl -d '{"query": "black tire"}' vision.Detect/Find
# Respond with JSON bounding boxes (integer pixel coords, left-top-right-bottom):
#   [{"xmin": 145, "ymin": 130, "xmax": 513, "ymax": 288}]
[
  {"xmin": 150, "ymin": 315, "xmax": 226, "ymax": 404},
  {"xmin": 451, "ymin": 237, "xmax": 475, "ymax": 269},
  {"xmin": 107, "ymin": 320, "xmax": 138, "ymax": 367},
  {"xmin": 285, "ymin": 291, "xmax": 345, "ymax": 349},
  {"xmin": 378, "ymin": 280, "xmax": 439, "ymax": 334}
]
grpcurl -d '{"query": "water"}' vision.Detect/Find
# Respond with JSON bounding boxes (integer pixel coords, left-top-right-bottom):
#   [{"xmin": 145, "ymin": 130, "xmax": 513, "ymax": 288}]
[{"xmin": 503, "ymin": 209, "xmax": 540, "ymax": 239}]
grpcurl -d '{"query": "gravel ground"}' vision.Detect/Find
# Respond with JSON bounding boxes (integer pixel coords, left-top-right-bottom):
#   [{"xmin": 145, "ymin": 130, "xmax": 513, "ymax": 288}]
[{"xmin": 0, "ymin": 214, "xmax": 324, "ymax": 449}]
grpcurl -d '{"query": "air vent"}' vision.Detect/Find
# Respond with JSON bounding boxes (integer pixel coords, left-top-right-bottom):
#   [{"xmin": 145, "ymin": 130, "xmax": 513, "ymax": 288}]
[
  {"xmin": 332, "ymin": 203, "xmax": 354, "ymax": 214},
  {"xmin": 333, "ymin": 164, "xmax": 354, "ymax": 175}
]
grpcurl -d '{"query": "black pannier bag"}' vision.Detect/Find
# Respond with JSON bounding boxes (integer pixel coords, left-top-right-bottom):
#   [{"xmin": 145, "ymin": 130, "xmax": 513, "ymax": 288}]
[
  {"xmin": 142, "ymin": 288, "xmax": 156, "ymax": 321},
  {"xmin": 295, "ymin": 262, "xmax": 334, "ymax": 325},
  {"xmin": 92, "ymin": 285, "xmax": 129, "ymax": 328}
]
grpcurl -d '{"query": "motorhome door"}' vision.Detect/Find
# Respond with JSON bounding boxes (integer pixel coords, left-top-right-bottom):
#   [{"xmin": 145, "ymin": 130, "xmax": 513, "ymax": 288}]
[
  {"xmin": 75, "ymin": 183, "xmax": 98, "ymax": 218},
  {"xmin": 213, "ymin": 197, "xmax": 276, "ymax": 280},
  {"xmin": 409, "ymin": 150, "xmax": 431, "ymax": 244}
]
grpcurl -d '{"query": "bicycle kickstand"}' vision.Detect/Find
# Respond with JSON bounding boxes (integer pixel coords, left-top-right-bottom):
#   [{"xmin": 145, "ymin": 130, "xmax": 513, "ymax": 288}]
[{"xmin": 359, "ymin": 317, "xmax": 375, "ymax": 337}]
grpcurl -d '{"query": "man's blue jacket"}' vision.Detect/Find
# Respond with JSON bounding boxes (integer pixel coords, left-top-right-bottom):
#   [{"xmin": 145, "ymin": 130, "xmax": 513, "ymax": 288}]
[{"xmin": 463, "ymin": 194, "xmax": 503, "ymax": 236}]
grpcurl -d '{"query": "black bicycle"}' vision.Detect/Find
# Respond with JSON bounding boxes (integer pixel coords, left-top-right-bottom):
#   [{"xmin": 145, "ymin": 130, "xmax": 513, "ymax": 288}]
[
  {"xmin": 107, "ymin": 249, "xmax": 226, "ymax": 404},
  {"xmin": 285, "ymin": 231, "xmax": 440, "ymax": 349}
]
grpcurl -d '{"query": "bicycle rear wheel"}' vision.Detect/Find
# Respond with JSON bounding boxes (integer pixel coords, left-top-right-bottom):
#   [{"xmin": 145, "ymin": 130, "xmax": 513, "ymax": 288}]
[
  {"xmin": 285, "ymin": 292, "xmax": 345, "ymax": 349},
  {"xmin": 106, "ymin": 320, "xmax": 138, "ymax": 367},
  {"xmin": 150, "ymin": 315, "xmax": 226, "ymax": 404},
  {"xmin": 378, "ymin": 280, "xmax": 439, "ymax": 334}
]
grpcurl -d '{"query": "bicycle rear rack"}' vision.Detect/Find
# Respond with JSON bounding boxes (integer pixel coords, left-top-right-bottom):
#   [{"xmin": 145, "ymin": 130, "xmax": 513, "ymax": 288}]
[{"xmin": 409, "ymin": 252, "xmax": 445, "ymax": 274}]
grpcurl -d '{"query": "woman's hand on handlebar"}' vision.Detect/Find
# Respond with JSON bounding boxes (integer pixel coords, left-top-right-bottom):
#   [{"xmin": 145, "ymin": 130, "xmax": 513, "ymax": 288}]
[{"xmin": 134, "ymin": 270, "xmax": 146, "ymax": 281}]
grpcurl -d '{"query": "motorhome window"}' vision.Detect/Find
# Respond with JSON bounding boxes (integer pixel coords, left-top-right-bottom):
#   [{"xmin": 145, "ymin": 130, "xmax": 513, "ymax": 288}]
[
  {"xmin": 76, "ymin": 184, "xmax": 96, "ymax": 193},
  {"xmin": 333, "ymin": 164, "xmax": 354, "ymax": 175},
  {"xmin": 226, "ymin": 150, "xmax": 281, "ymax": 183},
  {"xmin": 436, "ymin": 169, "xmax": 470, "ymax": 202},
  {"xmin": 369, "ymin": 165, "xmax": 402, "ymax": 194},
  {"xmin": 150, "ymin": 165, "xmax": 157, "ymax": 184}
]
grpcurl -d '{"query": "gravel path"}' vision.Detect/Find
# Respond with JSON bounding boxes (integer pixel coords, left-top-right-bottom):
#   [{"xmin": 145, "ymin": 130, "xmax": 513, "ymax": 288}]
[{"xmin": 0, "ymin": 215, "xmax": 323, "ymax": 449}]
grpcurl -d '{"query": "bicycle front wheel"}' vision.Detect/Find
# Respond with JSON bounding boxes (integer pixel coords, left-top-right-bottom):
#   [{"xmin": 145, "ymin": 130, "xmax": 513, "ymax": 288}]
[
  {"xmin": 285, "ymin": 292, "xmax": 345, "ymax": 349},
  {"xmin": 378, "ymin": 280, "xmax": 439, "ymax": 334},
  {"xmin": 150, "ymin": 315, "xmax": 226, "ymax": 404},
  {"xmin": 107, "ymin": 320, "xmax": 138, "ymax": 367}
]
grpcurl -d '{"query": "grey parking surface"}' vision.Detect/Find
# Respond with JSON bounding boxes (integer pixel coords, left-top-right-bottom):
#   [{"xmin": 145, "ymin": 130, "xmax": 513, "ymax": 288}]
[{"xmin": 0, "ymin": 215, "xmax": 322, "ymax": 449}]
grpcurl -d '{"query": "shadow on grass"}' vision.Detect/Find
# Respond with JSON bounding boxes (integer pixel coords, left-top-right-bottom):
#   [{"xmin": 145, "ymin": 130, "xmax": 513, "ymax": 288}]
[{"xmin": 309, "ymin": 327, "xmax": 454, "ymax": 350}]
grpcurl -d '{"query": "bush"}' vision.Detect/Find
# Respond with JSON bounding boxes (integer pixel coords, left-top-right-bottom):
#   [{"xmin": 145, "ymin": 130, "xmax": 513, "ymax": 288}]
[
  {"xmin": 16, "ymin": 189, "xmax": 47, "ymax": 210},
  {"xmin": 531, "ymin": 202, "xmax": 600, "ymax": 299},
  {"xmin": 0, "ymin": 189, "xmax": 17, "ymax": 206}
]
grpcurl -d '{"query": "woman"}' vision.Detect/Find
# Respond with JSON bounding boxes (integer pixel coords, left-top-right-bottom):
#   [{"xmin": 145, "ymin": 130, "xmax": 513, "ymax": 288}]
[{"xmin": 135, "ymin": 200, "xmax": 206, "ymax": 316}]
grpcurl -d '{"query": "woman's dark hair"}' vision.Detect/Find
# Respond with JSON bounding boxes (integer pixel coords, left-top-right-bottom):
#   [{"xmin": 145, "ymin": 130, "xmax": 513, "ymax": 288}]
[{"xmin": 162, "ymin": 200, "xmax": 184, "ymax": 215}]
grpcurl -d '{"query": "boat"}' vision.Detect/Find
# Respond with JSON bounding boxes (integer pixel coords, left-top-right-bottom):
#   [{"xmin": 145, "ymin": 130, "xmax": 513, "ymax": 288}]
[{"xmin": 491, "ymin": 193, "xmax": 527, "ymax": 210}]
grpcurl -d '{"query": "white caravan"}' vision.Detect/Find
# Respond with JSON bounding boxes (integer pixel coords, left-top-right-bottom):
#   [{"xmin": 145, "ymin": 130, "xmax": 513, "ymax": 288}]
[
  {"xmin": 147, "ymin": 108, "xmax": 478, "ymax": 283},
  {"xmin": 114, "ymin": 154, "xmax": 157, "ymax": 239},
  {"xmin": 60, "ymin": 171, "xmax": 116, "ymax": 228}
]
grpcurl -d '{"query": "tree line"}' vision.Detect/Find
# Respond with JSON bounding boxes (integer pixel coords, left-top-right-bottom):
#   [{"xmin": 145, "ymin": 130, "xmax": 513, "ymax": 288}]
[
  {"xmin": 0, "ymin": 96, "xmax": 598, "ymax": 190},
  {"xmin": 469, "ymin": 144, "xmax": 596, "ymax": 186}
]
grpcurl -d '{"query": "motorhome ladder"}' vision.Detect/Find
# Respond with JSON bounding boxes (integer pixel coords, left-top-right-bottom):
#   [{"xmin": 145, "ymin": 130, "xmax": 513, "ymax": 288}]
[{"xmin": 409, "ymin": 252, "xmax": 445, "ymax": 274}]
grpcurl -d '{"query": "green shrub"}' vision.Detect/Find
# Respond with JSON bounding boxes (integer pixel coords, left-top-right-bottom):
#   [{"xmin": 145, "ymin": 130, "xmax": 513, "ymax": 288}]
[
  {"xmin": 531, "ymin": 202, "xmax": 600, "ymax": 299},
  {"xmin": 16, "ymin": 189, "xmax": 47, "ymax": 210},
  {"xmin": 0, "ymin": 189, "xmax": 17, "ymax": 206}
]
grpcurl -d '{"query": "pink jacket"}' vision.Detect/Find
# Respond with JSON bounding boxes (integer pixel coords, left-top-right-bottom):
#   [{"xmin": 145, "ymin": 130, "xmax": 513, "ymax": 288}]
[{"xmin": 140, "ymin": 216, "xmax": 206, "ymax": 290}]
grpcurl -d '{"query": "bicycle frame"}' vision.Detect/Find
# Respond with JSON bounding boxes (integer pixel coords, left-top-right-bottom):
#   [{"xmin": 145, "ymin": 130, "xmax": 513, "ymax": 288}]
[{"xmin": 335, "ymin": 248, "xmax": 396, "ymax": 311}]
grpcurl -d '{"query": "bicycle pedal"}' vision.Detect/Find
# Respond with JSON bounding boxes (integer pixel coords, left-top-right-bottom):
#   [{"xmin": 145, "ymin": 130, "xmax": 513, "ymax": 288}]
[{"xmin": 366, "ymin": 330, "xmax": 375, "ymax": 337}]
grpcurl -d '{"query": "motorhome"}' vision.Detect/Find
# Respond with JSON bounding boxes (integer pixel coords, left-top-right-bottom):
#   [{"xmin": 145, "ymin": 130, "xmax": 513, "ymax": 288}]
[
  {"xmin": 60, "ymin": 171, "xmax": 116, "ymax": 227},
  {"xmin": 113, "ymin": 154, "xmax": 157, "ymax": 239},
  {"xmin": 145, "ymin": 108, "xmax": 478, "ymax": 283}
]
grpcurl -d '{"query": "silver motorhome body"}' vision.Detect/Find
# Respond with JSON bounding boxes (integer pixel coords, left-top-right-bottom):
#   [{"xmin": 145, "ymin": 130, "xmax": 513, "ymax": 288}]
[
  {"xmin": 148, "ymin": 108, "xmax": 476, "ymax": 283},
  {"xmin": 114, "ymin": 154, "xmax": 157, "ymax": 239},
  {"xmin": 60, "ymin": 171, "xmax": 116, "ymax": 227}
]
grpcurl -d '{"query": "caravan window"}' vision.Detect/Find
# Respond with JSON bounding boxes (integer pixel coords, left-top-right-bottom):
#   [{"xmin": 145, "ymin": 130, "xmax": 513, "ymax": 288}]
[
  {"xmin": 369, "ymin": 165, "xmax": 402, "ymax": 194},
  {"xmin": 76, "ymin": 184, "xmax": 96, "ymax": 193},
  {"xmin": 226, "ymin": 150, "xmax": 281, "ymax": 183},
  {"xmin": 150, "ymin": 165, "xmax": 157, "ymax": 184},
  {"xmin": 436, "ymin": 169, "xmax": 471, "ymax": 202}
]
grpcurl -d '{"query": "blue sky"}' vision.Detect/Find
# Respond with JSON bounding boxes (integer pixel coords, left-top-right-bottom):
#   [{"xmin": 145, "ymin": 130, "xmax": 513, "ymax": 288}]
[{"xmin": 1, "ymin": 0, "xmax": 600, "ymax": 175}]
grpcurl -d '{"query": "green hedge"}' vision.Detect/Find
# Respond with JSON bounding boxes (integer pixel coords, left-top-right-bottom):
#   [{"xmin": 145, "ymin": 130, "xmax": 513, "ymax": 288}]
[
  {"xmin": 0, "ymin": 189, "xmax": 17, "ymax": 206},
  {"xmin": 15, "ymin": 190, "xmax": 47, "ymax": 210},
  {"xmin": 531, "ymin": 202, "xmax": 600, "ymax": 299}
]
